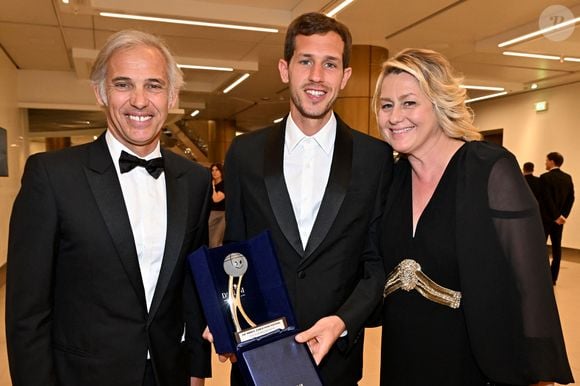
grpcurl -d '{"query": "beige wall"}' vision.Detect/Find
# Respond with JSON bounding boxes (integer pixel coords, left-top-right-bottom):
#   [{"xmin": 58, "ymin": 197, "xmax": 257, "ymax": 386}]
[
  {"xmin": 0, "ymin": 50, "xmax": 25, "ymax": 266},
  {"xmin": 472, "ymin": 82, "xmax": 580, "ymax": 249}
]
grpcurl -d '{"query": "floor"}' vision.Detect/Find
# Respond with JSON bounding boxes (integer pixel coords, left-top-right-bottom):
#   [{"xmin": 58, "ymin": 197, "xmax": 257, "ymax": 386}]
[{"xmin": 0, "ymin": 251, "xmax": 578, "ymax": 385}]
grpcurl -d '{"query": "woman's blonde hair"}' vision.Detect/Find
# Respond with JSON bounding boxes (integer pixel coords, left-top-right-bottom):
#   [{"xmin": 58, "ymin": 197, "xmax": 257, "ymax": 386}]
[{"xmin": 372, "ymin": 48, "xmax": 481, "ymax": 141}]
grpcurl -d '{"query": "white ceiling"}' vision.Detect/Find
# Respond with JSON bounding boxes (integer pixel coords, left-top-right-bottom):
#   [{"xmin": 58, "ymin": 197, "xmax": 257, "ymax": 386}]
[{"xmin": 2, "ymin": 0, "xmax": 580, "ymax": 132}]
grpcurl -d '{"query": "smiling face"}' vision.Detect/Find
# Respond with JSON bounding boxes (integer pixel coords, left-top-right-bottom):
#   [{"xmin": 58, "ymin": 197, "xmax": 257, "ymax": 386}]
[
  {"xmin": 377, "ymin": 71, "xmax": 444, "ymax": 156},
  {"xmin": 278, "ymin": 32, "xmax": 352, "ymax": 134},
  {"xmin": 94, "ymin": 45, "xmax": 175, "ymax": 157}
]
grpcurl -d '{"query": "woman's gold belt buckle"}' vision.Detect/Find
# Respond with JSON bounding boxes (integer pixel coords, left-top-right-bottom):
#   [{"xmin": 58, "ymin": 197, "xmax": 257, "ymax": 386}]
[{"xmin": 383, "ymin": 259, "xmax": 461, "ymax": 309}]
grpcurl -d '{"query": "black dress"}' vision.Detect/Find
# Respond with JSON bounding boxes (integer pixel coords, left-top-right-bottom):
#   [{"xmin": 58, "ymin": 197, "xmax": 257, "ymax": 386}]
[{"xmin": 380, "ymin": 146, "xmax": 488, "ymax": 385}]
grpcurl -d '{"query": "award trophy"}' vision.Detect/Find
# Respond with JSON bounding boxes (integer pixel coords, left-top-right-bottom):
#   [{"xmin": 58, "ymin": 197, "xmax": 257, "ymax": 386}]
[
  {"xmin": 223, "ymin": 252, "xmax": 256, "ymax": 332},
  {"xmin": 188, "ymin": 231, "xmax": 322, "ymax": 386},
  {"xmin": 223, "ymin": 252, "xmax": 288, "ymax": 343}
]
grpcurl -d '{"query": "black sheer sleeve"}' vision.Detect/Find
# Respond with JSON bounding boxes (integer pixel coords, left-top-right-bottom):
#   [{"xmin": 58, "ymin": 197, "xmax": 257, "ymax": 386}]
[{"xmin": 487, "ymin": 156, "xmax": 559, "ymax": 337}]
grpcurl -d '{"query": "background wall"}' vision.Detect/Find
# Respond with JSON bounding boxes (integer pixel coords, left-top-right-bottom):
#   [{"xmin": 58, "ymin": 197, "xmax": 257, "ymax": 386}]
[
  {"xmin": 472, "ymin": 82, "xmax": 580, "ymax": 249},
  {"xmin": 0, "ymin": 49, "xmax": 25, "ymax": 267}
]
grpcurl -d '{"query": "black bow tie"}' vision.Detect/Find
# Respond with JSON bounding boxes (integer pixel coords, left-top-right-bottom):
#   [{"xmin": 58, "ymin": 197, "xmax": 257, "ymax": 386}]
[{"xmin": 119, "ymin": 150, "xmax": 164, "ymax": 179}]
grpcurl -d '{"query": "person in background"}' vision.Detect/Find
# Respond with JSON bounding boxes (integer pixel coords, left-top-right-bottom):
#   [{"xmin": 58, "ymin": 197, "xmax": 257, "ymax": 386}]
[
  {"xmin": 539, "ymin": 152, "xmax": 575, "ymax": 285},
  {"xmin": 523, "ymin": 161, "xmax": 541, "ymax": 202},
  {"xmin": 208, "ymin": 162, "xmax": 226, "ymax": 247},
  {"xmin": 222, "ymin": 12, "xmax": 393, "ymax": 386},
  {"xmin": 6, "ymin": 30, "xmax": 212, "ymax": 386},
  {"xmin": 373, "ymin": 48, "xmax": 573, "ymax": 386}
]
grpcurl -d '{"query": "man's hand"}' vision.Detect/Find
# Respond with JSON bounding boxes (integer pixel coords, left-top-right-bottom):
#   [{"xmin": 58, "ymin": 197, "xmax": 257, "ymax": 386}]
[
  {"xmin": 556, "ymin": 215, "xmax": 566, "ymax": 225},
  {"xmin": 190, "ymin": 377, "xmax": 205, "ymax": 386},
  {"xmin": 202, "ymin": 326, "xmax": 237, "ymax": 363},
  {"xmin": 295, "ymin": 315, "xmax": 346, "ymax": 365}
]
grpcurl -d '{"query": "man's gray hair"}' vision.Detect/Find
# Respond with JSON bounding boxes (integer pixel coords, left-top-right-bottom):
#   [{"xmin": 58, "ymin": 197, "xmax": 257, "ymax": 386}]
[{"xmin": 90, "ymin": 30, "xmax": 184, "ymax": 105}]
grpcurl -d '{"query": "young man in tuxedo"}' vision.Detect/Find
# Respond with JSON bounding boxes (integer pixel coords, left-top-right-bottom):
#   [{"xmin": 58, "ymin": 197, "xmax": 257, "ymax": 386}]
[
  {"xmin": 224, "ymin": 12, "xmax": 393, "ymax": 386},
  {"xmin": 540, "ymin": 151, "xmax": 575, "ymax": 285},
  {"xmin": 6, "ymin": 30, "xmax": 211, "ymax": 386}
]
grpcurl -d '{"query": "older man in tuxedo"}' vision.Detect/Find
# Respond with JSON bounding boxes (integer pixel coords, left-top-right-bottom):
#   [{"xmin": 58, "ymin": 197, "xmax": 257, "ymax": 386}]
[{"xmin": 6, "ymin": 30, "xmax": 211, "ymax": 386}]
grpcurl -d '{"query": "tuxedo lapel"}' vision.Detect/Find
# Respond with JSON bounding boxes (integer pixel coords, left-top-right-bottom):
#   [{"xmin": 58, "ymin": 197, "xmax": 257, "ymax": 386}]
[
  {"xmin": 148, "ymin": 150, "xmax": 188, "ymax": 320},
  {"xmin": 84, "ymin": 135, "xmax": 147, "ymax": 309},
  {"xmin": 264, "ymin": 120, "xmax": 304, "ymax": 256},
  {"xmin": 303, "ymin": 117, "xmax": 352, "ymax": 259}
]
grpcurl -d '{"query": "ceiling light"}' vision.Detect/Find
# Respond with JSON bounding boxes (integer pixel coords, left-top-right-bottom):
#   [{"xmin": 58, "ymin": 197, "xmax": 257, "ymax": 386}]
[
  {"xmin": 325, "ymin": 0, "xmax": 355, "ymax": 17},
  {"xmin": 62, "ymin": 0, "xmax": 70, "ymax": 3},
  {"xmin": 465, "ymin": 91, "xmax": 508, "ymax": 104},
  {"xmin": 530, "ymin": 83, "xmax": 538, "ymax": 90},
  {"xmin": 498, "ymin": 16, "xmax": 580, "ymax": 47},
  {"xmin": 190, "ymin": 110, "xmax": 200, "ymax": 117},
  {"xmin": 178, "ymin": 64, "xmax": 233, "ymax": 72},
  {"xmin": 273, "ymin": 117, "xmax": 284, "ymax": 123},
  {"xmin": 223, "ymin": 73, "xmax": 250, "ymax": 94},
  {"xmin": 99, "ymin": 12, "xmax": 279, "ymax": 33},
  {"xmin": 563, "ymin": 56, "xmax": 580, "ymax": 62},
  {"xmin": 503, "ymin": 51, "xmax": 560, "ymax": 60},
  {"xmin": 460, "ymin": 85, "xmax": 505, "ymax": 91}
]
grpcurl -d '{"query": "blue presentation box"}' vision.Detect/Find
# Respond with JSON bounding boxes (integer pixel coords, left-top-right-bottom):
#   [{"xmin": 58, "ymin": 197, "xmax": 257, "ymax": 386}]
[{"xmin": 188, "ymin": 231, "xmax": 322, "ymax": 386}]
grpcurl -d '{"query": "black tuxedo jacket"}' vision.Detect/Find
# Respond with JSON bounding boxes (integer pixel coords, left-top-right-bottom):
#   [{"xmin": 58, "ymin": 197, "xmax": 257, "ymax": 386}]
[
  {"xmin": 524, "ymin": 173, "xmax": 541, "ymax": 202},
  {"xmin": 6, "ymin": 134, "xmax": 212, "ymax": 386},
  {"xmin": 539, "ymin": 168, "xmax": 575, "ymax": 225},
  {"xmin": 224, "ymin": 115, "xmax": 393, "ymax": 385}
]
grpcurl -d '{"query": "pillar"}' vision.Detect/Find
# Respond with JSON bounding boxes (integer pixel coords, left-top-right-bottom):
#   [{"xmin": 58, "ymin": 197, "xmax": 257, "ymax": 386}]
[
  {"xmin": 45, "ymin": 137, "xmax": 71, "ymax": 151},
  {"xmin": 334, "ymin": 45, "xmax": 389, "ymax": 139},
  {"xmin": 208, "ymin": 119, "xmax": 237, "ymax": 164}
]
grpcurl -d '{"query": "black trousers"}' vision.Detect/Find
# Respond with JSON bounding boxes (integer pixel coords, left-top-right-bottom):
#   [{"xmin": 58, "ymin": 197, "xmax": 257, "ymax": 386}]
[
  {"xmin": 143, "ymin": 359, "xmax": 157, "ymax": 386},
  {"xmin": 544, "ymin": 221, "xmax": 564, "ymax": 283}
]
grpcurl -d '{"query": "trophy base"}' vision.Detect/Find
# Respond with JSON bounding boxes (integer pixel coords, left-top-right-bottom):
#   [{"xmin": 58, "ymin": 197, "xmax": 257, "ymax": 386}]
[
  {"xmin": 235, "ymin": 317, "xmax": 288, "ymax": 343},
  {"xmin": 240, "ymin": 332, "xmax": 323, "ymax": 386}
]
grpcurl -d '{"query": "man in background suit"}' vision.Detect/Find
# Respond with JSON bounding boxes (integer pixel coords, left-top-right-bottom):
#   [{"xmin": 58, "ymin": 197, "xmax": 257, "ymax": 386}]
[
  {"xmin": 224, "ymin": 13, "xmax": 393, "ymax": 386},
  {"xmin": 540, "ymin": 151, "xmax": 575, "ymax": 285},
  {"xmin": 523, "ymin": 161, "xmax": 541, "ymax": 202},
  {"xmin": 6, "ymin": 30, "xmax": 211, "ymax": 386}
]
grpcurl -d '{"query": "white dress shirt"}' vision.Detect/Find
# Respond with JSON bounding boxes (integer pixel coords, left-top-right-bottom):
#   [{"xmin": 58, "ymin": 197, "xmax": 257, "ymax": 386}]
[
  {"xmin": 106, "ymin": 131, "xmax": 167, "ymax": 312},
  {"xmin": 283, "ymin": 114, "xmax": 336, "ymax": 249}
]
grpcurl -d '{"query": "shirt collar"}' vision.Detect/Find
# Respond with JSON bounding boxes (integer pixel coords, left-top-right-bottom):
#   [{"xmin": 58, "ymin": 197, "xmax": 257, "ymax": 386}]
[
  {"xmin": 105, "ymin": 130, "xmax": 162, "ymax": 173},
  {"xmin": 284, "ymin": 113, "xmax": 336, "ymax": 155}
]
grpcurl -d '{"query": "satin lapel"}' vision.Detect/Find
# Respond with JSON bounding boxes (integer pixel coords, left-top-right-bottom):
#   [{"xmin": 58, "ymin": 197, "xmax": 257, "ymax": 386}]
[
  {"xmin": 264, "ymin": 121, "xmax": 304, "ymax": 256},
  {"xmin": 149, "ymin": 150, "xmax": 188, "ymax": 320},
  {"xmin": 84, "ymin": 135, "xmax": 146, "ymax": 309},
  {"xmin": 303, "ymin": 119, "xmax": 352, "ymax": 259}
]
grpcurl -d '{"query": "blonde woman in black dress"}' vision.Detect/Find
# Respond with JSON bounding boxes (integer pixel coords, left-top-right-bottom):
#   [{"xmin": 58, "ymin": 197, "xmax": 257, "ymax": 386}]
[{"xmin": 373, "ymin": 48, "xmax": 573, "ymax": 386}]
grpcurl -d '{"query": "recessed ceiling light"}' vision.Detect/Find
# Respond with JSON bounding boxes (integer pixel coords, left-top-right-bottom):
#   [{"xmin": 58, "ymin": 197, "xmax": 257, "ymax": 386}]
[
  {"xmin": 178, "ymin": 64, "xmax": 233, "ymax": 72},
  {"xmin": 563, "ymin": 56, "xmax": 580, "ymax": 63},
  {"xmin": 531, "ymin": 83, "xmax": 538, "ymax": 90},
  {"xmin": 498, "ymin": 16, "xmax": 580, "ymax": 47},
  {"xmin": 461, "ymin": 85, "xmax": 505, "ymax": 91},
  {"xmin": 503, "ymin": 51, "xmax": 561, "ymax": 61},
  {"xmin": 223, "ymin": 73, "xmax": 250, "ymax": 94},
  {"xmin": 465, "ymin": 91, "xmax": 508, "ymax": 104},
  {"xmin": 99, "ymin": 12, "xmax": 279, "ymax": 33},
  {"xmin": 325, "ymin": 0, "xmax": 355, "ymax": 17}
]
